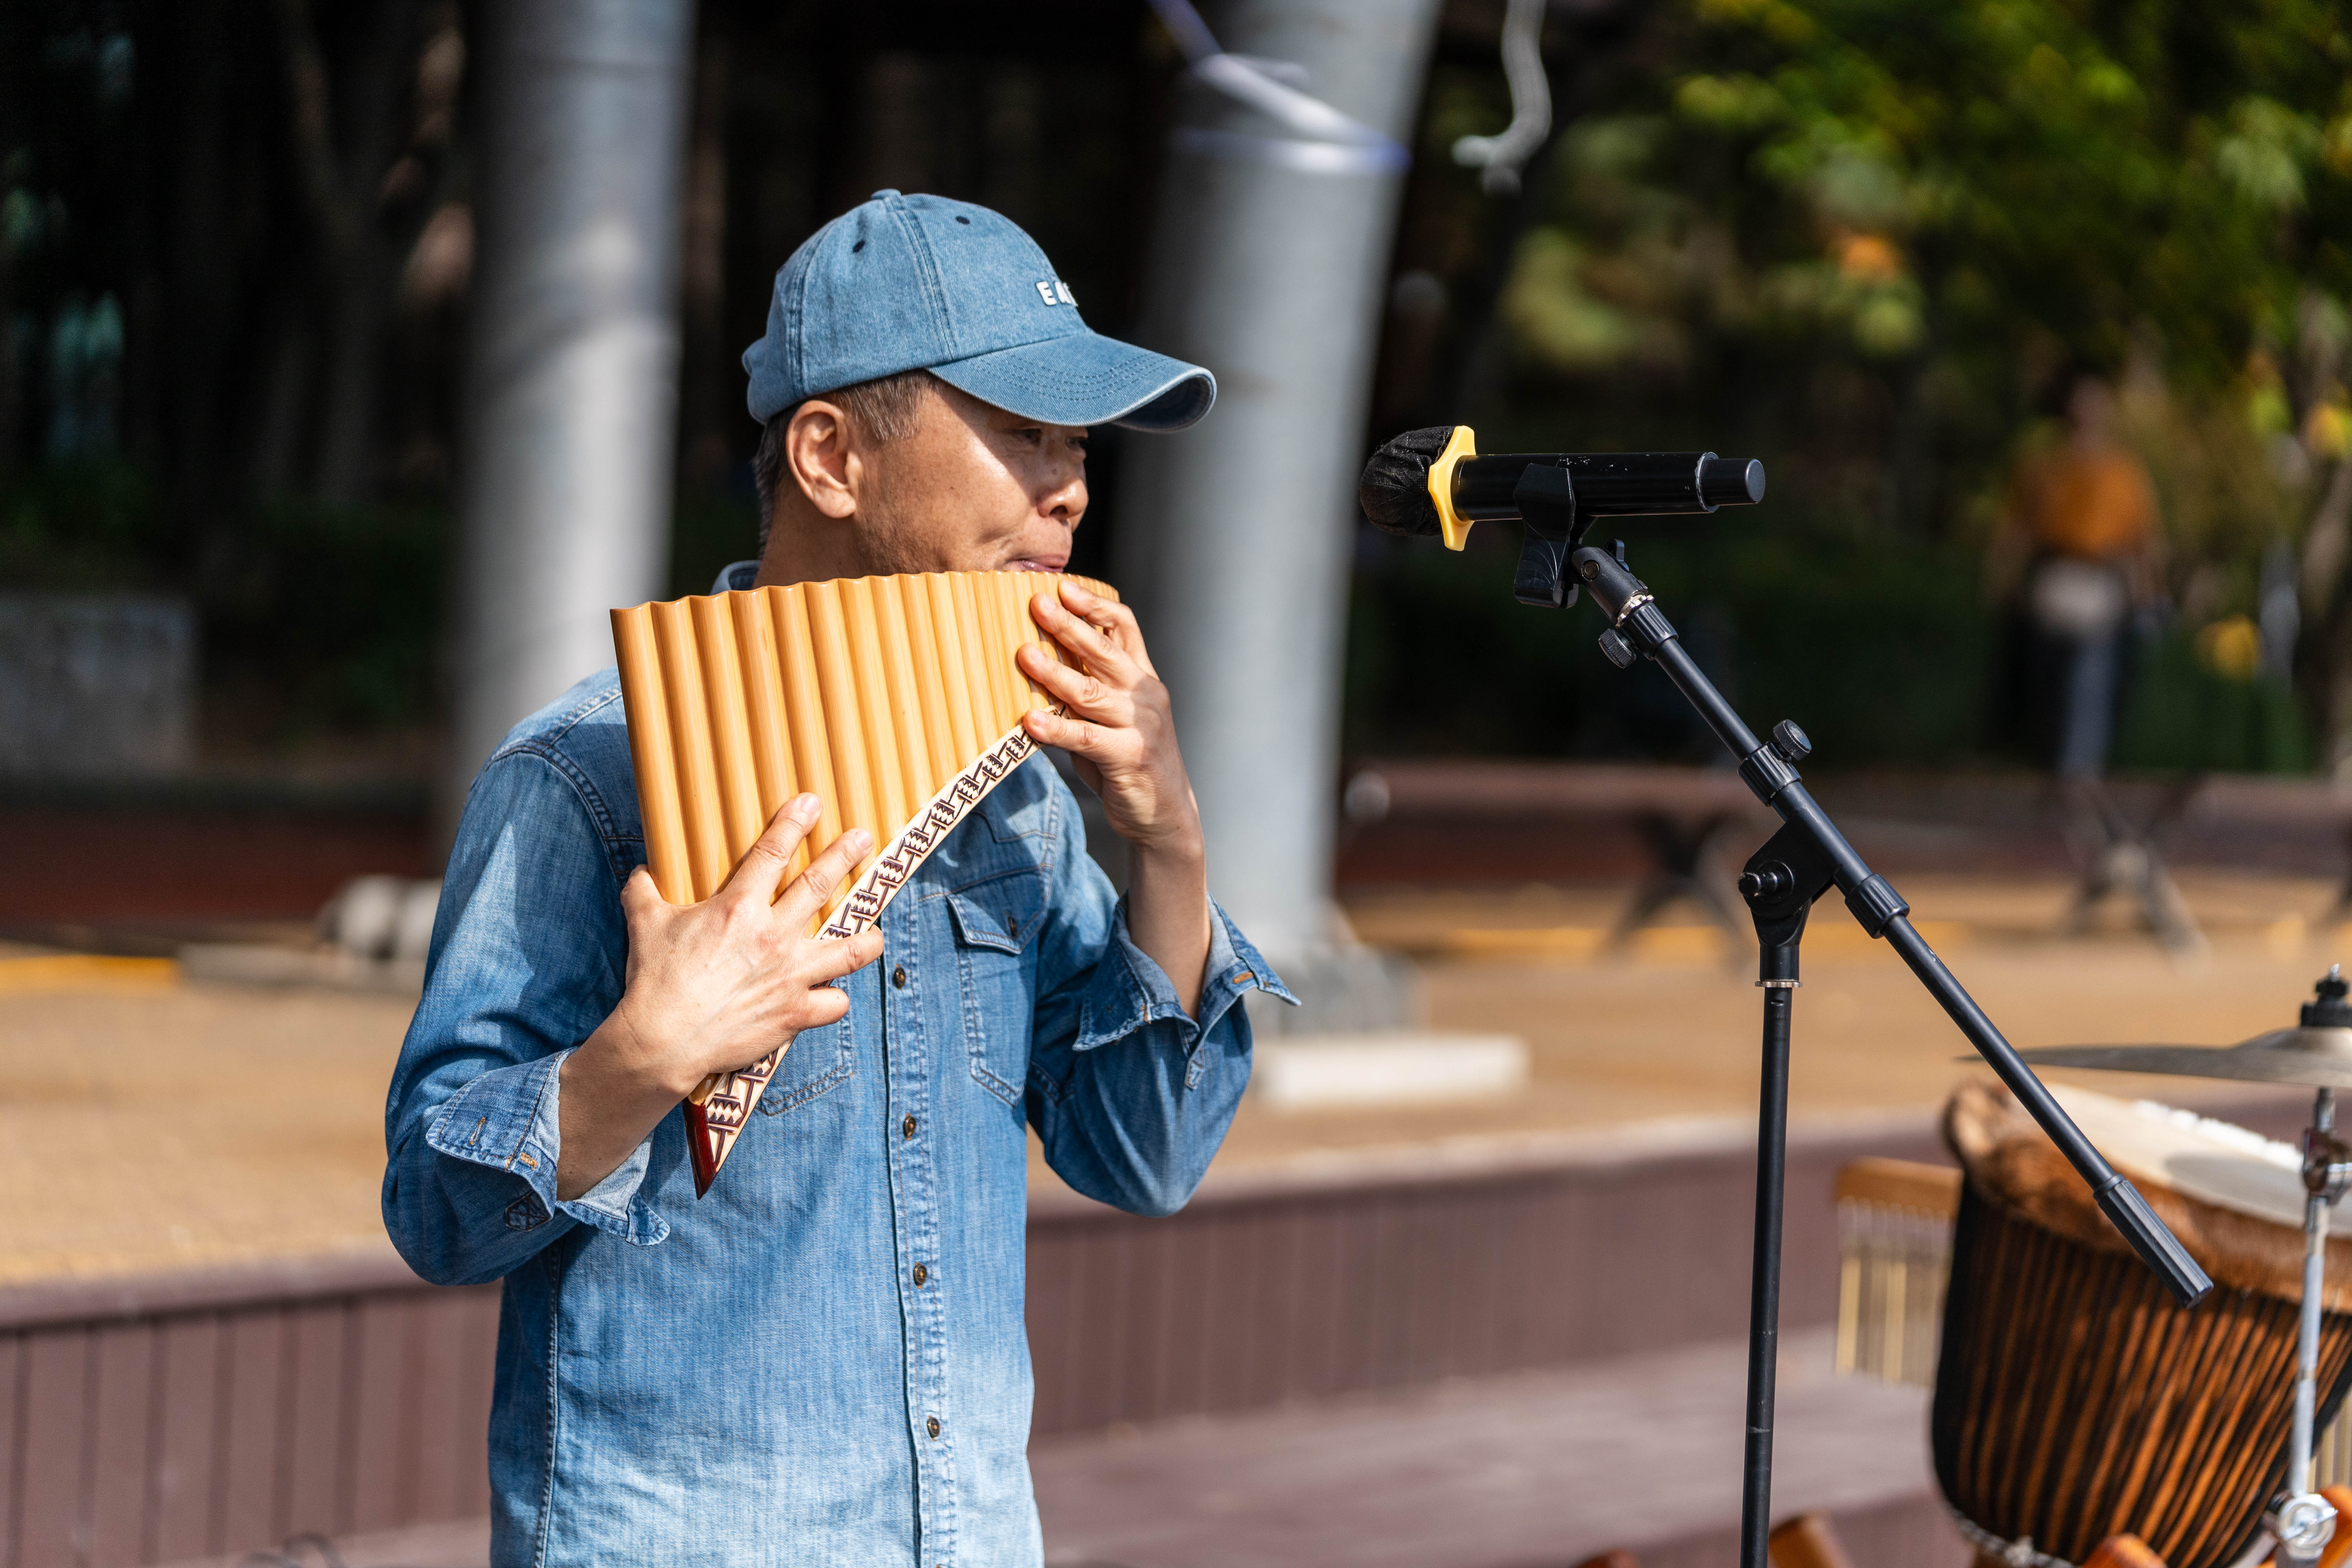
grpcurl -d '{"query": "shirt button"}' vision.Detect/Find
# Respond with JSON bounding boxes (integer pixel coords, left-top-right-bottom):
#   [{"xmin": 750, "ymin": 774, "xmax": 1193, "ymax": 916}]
[
  {"xmin": 892, "ymin": 965, "xmax": 907, "ymax": 989},
  {"xmin": 912, "ymin": 1263, "xmax": 928, "ymax": 1286},
  {"xmin": 927, "ymin": 1416, "xmax": 941, "ymax": 1439},
  {"xmin": 902, "ymin": 1114, "xmax": 917, "ymax": 1139}
]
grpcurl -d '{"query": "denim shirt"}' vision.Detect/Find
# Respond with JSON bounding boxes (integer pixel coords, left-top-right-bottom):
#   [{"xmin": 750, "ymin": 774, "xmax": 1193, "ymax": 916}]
[{"xmin": 382, "ymin": 668, "xmax": 1289, "ymax": 1568}]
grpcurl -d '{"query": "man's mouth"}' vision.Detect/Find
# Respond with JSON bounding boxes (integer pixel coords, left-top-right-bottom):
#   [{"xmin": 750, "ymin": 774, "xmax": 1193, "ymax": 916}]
[{"xmin": 1007, "ymin": 555, "xmax": 1071, "ymax": 573}]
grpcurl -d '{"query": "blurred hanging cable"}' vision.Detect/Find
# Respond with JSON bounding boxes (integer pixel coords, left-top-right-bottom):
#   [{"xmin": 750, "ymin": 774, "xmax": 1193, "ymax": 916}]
[
  {"xmin": 1144, "ymin": 0, "xmax": 1409, "ymax": 175},
  {"xmin": 1450, "ymin": 0, "xmax": 1551, "ymax": 194}
]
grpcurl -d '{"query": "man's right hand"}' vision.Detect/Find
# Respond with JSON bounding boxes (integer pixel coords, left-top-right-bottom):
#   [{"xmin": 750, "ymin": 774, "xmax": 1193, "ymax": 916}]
[{"xmin": 557, "ymin": 795, "xmax": 884, "ymax": 1199}]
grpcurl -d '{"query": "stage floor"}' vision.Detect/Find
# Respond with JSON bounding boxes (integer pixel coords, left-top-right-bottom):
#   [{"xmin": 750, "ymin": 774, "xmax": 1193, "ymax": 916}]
[
  {"xmin": 151, "ymin": 1328, "xmax": 1947, "ymax": 1568},
  {"xmin": 0, "ymin": 868, "xmax": 2335, "ymax": 1284}
]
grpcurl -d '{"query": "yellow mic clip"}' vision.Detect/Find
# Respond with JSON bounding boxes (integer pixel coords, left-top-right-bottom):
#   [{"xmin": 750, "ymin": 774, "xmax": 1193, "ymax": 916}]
[{"xmin": 1427, "ymin": 425, "xmax": 1478, "ymax": 551}]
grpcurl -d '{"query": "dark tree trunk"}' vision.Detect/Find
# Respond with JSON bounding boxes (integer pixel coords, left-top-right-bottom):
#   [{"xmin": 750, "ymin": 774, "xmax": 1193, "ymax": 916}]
[
  {"xmin": 677, "ymin": 23, "xmax": 734, "ymax": 494},
  {"xmin": 1884, "ymin": 348, "xmax": 1935, "ymax": 535},
  {"xmin": 276, "ymin": 0, "xmax": 425, "ymax": 505},
  {"xmin": 248, "ymin": 302, "xmax": 316, "ymax": 499},
  {"xmin": 314, "ymin": 243, "xmax": 396, "ymax": 504},
  {"xmin": 0, "ymin": 0, "xmax": 20, "ymax": 471},
  {"xmin": 0, "ymin": 230, "xmax": 17, "ymax": 477},
  {"xmin": 2300, "ymin": 458, "xmax": 2352, "ymax": 768},
  {"xmin": 141, "ymin": 0, "xmax": 247, "ymax": 581}
]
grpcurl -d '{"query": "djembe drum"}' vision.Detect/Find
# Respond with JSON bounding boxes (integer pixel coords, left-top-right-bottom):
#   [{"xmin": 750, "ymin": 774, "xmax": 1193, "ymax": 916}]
[
  {"xmin": 1935, "ymin": 1082, "xmax": 2352, "ymax": 1568},
  {"xmin": 611, "ymin": 569, "xmax": 1111, "ymax": 1193}
]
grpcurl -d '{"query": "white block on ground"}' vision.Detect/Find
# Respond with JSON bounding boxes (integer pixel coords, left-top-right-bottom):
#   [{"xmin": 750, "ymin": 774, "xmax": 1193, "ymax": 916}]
[
  {"xmin": 1251, "ymin": 1031, "xmax": 1529, "ymax": 1111},
  {"xmin": 178, "ymin": 942, "xmax": 425, "ymax": 995}
]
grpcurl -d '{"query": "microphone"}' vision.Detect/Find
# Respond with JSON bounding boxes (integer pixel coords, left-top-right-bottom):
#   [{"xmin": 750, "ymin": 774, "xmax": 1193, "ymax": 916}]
[{"xmin": 1359, "ymin": 425, "xmax": 1765, "ymax": 548}]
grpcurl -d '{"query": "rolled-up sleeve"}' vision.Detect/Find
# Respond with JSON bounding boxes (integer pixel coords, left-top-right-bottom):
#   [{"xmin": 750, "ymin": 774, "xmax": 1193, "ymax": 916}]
[
  {"xmin": 1073, "ymin": 898, "xmax": 1279, "ymax": 1085},
  {"xmin": 1026, "ymin": 789, "xmax": 1294, "ymax": 1218},
  {"xmin": 382, "ymin": 748, "xmax": 666, "ymax": 1288}
]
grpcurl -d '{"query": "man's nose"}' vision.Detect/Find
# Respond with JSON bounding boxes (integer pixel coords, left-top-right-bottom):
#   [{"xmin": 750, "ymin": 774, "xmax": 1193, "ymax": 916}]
[{"xmin": 1045, "ymin": 472, "xmax": 1087, "ymax": 522}]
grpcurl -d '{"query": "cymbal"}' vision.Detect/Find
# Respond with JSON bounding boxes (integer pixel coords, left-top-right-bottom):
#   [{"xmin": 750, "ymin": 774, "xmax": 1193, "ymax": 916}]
[{"xmin": 2017, "ymin": 1028, "xmax": 2352, "ymax": 1089}]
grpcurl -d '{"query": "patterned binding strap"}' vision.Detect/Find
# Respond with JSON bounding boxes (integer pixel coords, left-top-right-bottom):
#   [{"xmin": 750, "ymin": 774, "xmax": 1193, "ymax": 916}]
[{"xmin": 683, "ymin": 720, "xmax": 1045, "ymax": 1193}]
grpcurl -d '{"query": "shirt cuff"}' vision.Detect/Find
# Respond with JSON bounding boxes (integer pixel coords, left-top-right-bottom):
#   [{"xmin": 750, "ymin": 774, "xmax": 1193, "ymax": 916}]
[
  {"xmin": 1074, "ymin": 897, "xmax": 1296, "ymax": 1058},
  {"xmin": 423, "ymin": 1049, "xmax": 667, "ymax": 1247}
]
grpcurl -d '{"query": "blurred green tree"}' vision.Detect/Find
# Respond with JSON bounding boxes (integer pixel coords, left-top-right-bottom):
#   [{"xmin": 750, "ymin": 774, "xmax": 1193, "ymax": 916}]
[
  {"xmin": 1665, "ymin": 0, "xmax": 2349, "ymax": 388},
  {"xmin": 1461, "ymin": 0, "xmax": 2352, "ymax": 768}
]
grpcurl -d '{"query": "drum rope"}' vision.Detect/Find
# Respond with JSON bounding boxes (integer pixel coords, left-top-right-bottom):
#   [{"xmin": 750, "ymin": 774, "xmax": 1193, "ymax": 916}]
[{"xmin": 1945, "ymin": 1504, "xmax": 2078, "ymax": 1568}]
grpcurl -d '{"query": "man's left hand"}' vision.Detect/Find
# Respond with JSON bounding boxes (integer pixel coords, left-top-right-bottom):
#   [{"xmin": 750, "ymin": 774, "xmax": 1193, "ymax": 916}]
[
  {"xmin": 1017, "ymin": 580, "xmax": 1204, "ymax": 862},
  {"xmin": 1018, "ymin": 580, "xmax": 1213, "ymax": 1014}
]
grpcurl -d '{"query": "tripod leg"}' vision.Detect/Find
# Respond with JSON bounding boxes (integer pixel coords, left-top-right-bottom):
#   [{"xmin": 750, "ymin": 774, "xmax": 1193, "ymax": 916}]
[
  {"xmin": 2323, "ymin": 820, "xmax": 2352, "ymax": 931},
  {"xmin": 2137, "ymin": 857, "xmax": 2206, "ymax": 956},
  {"xmin": 2058, "ymin": 779, "xmax": 2125, "ymax": 935},
  {"xmin": 1610, "ymin": 812, "xmax": 1697, "ymax": 947},
  {"xmin": 1607, "ymin": 872, "xmax": 1679, "ymax": 948},
  {"xmin": 1690, "ymin": 815, "xmax": 1752, "ymax": 943},
  {"xmin": 2133, "ymin": 780, "xmax": 2207, "ymax": 956}
]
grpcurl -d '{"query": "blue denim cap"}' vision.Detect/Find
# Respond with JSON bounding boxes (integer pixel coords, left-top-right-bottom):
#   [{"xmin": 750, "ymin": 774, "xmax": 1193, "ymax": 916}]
[{"xmin": 743, "ymin": 190, "xmax": 1215, "ymax": 432}]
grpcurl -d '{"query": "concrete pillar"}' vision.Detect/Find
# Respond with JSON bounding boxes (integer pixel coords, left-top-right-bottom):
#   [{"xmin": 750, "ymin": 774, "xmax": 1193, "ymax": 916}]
[
  {"xmin": 446, "ymin": 0, "xmax": 695, "ymax": 819},
  {"xmin": 1115, "ymin": 0, "xmax": 1443, "ymax": 1014}
]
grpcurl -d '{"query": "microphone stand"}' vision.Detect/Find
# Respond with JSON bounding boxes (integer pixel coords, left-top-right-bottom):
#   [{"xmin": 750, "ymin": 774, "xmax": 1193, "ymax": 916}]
[{"xmin": 1512, "ymin": 519, "xmax": 2212, "ymax": 1568}]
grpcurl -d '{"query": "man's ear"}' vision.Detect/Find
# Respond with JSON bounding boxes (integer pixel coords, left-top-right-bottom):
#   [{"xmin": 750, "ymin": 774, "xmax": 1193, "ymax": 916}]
[{"xmin": 784, "ymin": 400, "xmax": 860, "ymax": 520}]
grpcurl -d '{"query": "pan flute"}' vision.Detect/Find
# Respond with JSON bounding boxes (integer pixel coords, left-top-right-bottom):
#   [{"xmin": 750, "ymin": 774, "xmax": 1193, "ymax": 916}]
[{"xmin": 610, "ymin": 569, "xmax": 1112, "ymax": 1194}]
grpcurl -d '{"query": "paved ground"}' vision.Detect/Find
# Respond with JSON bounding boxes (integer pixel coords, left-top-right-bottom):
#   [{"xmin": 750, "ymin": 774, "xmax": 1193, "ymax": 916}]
[
  {"xmin": 0, "ymin": 960, "xmax": 414, "ymax": 1284},
  {"xmin": 154, "ymin": 1330, "xmax": 1936, "ymax": 1568},
  {"xmin": 157, "ymin": 1517, "xmax": 489, "ymax": 1568},
  {"xmin": 1029, "ymin": 1328, "xmax": 1940, "ymax": 1568},
  {"xmin": 1201, "ymin": 869, "xmax": 2334, "ymax": 1168},
  {"xmin": 2, "ymin": 869, "xmax": 2339, "ymax": 1282}
]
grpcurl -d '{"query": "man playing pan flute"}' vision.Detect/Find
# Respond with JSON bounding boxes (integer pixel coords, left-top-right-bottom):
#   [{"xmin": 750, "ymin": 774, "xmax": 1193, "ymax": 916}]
[{"xmin": 383, "ymin": 191, "xmax": 1291, "ymax": 1566}]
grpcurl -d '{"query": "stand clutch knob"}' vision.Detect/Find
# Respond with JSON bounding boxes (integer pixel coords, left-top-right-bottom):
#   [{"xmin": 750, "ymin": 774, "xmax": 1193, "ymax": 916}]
[
  {"xmin": 1597, "ymin": 628, "xmax": 1636, "ymax": 670},
  {"xmin": 1771, "ymin": 720, "xmax": 1812, "ymax": 764}
]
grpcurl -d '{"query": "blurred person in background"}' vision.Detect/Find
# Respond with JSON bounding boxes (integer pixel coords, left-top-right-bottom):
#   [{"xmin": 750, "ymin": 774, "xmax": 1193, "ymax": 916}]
[{"xmin": 1987, "ymin": 376, "xmax": 2166, "ymax": 779}]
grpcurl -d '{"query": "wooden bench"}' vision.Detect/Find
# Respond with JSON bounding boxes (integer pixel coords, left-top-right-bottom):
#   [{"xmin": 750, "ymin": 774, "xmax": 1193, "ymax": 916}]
[{"xmin": 1345, "ymin": 759, "xmax": 1774, "ymax": 945}]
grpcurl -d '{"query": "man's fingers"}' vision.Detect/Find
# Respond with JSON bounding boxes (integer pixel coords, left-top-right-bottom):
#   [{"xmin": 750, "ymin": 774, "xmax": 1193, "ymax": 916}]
[
  {"xmin": 1018, "ymin": 644, "xmax": 1128, "ymax": 720},
  {"xmin": 777, "ymin": 826, "xmax": 873, "ymax": 928},
  {"xmin": 725, "ymin": 794, "xmax": 821, "ymax": 905},
  {"xmin": 799, "ymin": 985, "xmax": 853, "ymax": 1030},
  {"xmin": 1040, "ymin": 585, "xmax": 1129, "ymax": 668},
  {"xmin": 1059, "ymin": 579, "xmax": 1154, "ymax": 670},
  {"xmin": 1060, "ymin": 577, "xmax": 1141, "ymax": 638},
  {"xmin": 809, "ymin": 929, "xmax": 886, "ymax": 984},
  {"xmin": 1030, "ymin": 590, "xmax": 1138, "ymax": 684},
  {"xmin": 621, "ymin": 866, "xmax": 664, "ymax": 916},
  {"xmin": 1055, "ymin": 575, "xmax": 1126, "ymax": 631},
  {"xmin": 1023, "ymin": 706, "xmax": 1124, "ymax": 759}
]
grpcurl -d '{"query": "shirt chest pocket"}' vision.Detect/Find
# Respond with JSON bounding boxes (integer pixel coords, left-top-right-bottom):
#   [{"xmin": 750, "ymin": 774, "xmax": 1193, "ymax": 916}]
[
  {"xmin": 946, "ymin": 871, "xmax": 1044, "ymax": 1107},
  {"xmin": 751, "ymin": 1002, "xmax": 853, "ymax": 1117}
]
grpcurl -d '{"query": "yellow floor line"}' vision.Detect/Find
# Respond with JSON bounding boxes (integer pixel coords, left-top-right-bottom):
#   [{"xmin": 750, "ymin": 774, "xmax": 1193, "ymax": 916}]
[
  {"xmin": 1431, "ymin": 920, "xmax": 1974, "ymax": 962},
  {"xmin": 0, "ymin": 954, "xmax": 182, "ymax": 994}
]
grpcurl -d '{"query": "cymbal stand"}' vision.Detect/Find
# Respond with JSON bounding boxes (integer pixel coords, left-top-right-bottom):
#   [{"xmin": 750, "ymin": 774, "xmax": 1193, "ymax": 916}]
[
  {"xmin": 2282, "ymin": 1086, "xmax": 2352, "ymax": 1565},
  {"xmin": 1543, "ymin": 536, "xmax": 2216, "ymax": 1568}
]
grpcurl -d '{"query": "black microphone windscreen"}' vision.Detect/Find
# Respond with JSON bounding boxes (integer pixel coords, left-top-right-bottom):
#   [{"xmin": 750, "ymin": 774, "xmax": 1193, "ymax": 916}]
[
  {"xmin": 1700, "ymin": 457, "xmax": 1766, "ymax": 507},
  {"xmin": 1359, "ymin": 426, "xmax": 1455, "ymax": 537}
]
